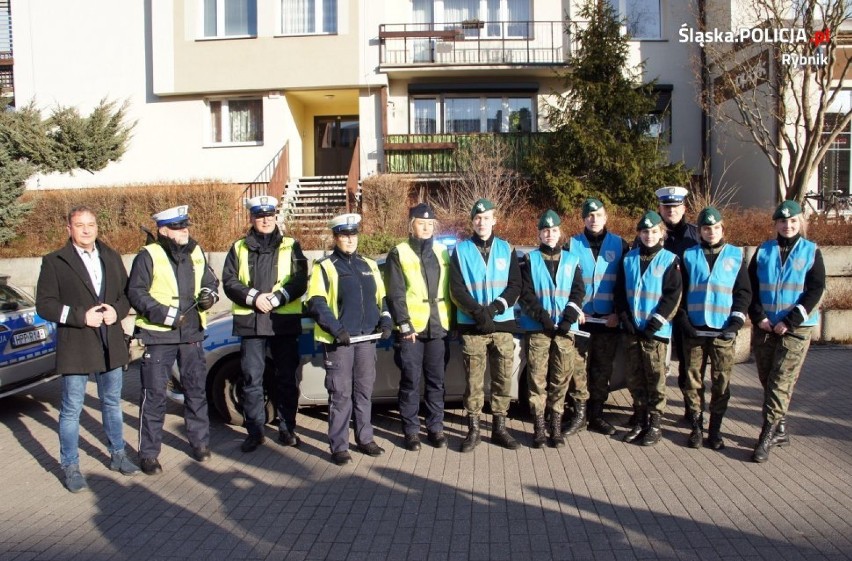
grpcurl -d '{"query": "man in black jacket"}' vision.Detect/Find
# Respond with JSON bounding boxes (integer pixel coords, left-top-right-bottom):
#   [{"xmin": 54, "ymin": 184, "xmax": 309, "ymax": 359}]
[
  {"xmin": 37, "ymin": 205, "xmax": 139, "ymax": 493},
  {"xmin": 222, "ymin": 196, "xmax": 308, "ymax": 453},
  {"xmin": 127, "ymin": 205, "xmax": 219, "ymax": 475}
]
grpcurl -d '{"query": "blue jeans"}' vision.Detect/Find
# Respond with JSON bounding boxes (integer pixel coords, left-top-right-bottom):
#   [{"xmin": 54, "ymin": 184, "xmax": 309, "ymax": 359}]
[{"xmin": 59, "ymin": 367, "xmax": 126, "ymax": 467}]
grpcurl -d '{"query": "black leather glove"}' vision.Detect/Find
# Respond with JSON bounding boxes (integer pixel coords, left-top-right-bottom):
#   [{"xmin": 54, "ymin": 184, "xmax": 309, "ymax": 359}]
[
  {"xmin": 643, "ymin": 316, "xmax": 663, "ymax": 339},
  {"xmin": 557, "ymin": 321, "xmax": 573, "ymax": 337},
  {"xmin": 540, "ymin": 316, "xmax": 556, "ymax": 333},
  {"xmin": 486, "ymin": 301, "xmax": 505, "ymax": 318},
  {"xmin": 783, "ymin": 307, "xmax": 806, "ymax": 329},
  {"xmin": 336, "ymin": 330, "xmax": 351, "ymax": 346},
  {"xmin": 381, "ymin": 327, "xmax": 393, "ymax": 340},
  {"xmin": 196, "ymin": 288, "xmax": 217, "ymax": 311},
  {"xmin": 720, "ymin": 316, "xmax": 744, "ymax": 340},
  {"xmin": 719, "ymin": 330, "xmax": 736, "ymax": 341}
]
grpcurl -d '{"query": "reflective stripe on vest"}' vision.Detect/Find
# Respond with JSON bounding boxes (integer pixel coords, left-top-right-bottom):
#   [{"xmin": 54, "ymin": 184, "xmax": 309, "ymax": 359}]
[
  {"xmin": 568, "ymin": 233, "xmax": 622, "ymax": 315},
  {"xmin": 395, "ymin": 241, "xmax": 451, "ymax": 332},
  {"xmin": 307, "ymin": 255, "xmax": 385, "ymax": 344},
  {"xmin": 135, "ymin": 243, "xmax": 207, "ymax": 331},
  {"xmin": 232, "ymin": 237, "xmax": 302, "ymax": 316},
  {"xmin": 684, "ymin": 244, "xmax": 742, "ymax": 329},
  {"xmin": 519, "ymin": 249, "xmax": 580, "ymax": 332},
  {"xmin": 756, "ymin": 238, "xmax": 819, "ymax": 326},
  {"xmin": 455, "ymin": 238, "xmax": 514, "ymax": 324},
  {"xmin": 623, "ymin": 248, "xmax": 676, "ymax": 338}
]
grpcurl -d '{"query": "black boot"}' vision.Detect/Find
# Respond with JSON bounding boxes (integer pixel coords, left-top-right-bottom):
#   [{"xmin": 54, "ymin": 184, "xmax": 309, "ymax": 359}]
[
  {"xmin": 491, "ymin": 415, "xmax": 520, "ymax": 450},
  {"xmin": 460, "ymin": 415, "xmax": 481, "ymax": 453},
  {"xmin": 563, "ymin": 400, "xmax": 587, "ymax": 437},
  {"xmin": 687, "ymin": 412, "xmax": 703, "ymax": 449},
  {"xmin": 705, "ymin": 413, "xmax": 725, "ymax": 450},
  {"xmin": 641, "ymin": 411, "xmax": 663, "ymax": 446},
  {"xmin": 623, "ymin": 408, "xmax": 647, "ymax": 444},
  {"xmin": 770, "ymin": 416, "xmax": 790, "ymax": 448},
  {"xmin": 752, "ymin": 420, "xmax": 779, "ymax": 463},
  {"xmin": 587, "ymin": 400, "xmax": 617, "ymax": 436},
  {"xmin": 549, "ymin": 410, "xmax": 565, "ymax": 448},
  {"xmin": 532, "ymin": 413, "xmax": 547, "ymax": 449}
]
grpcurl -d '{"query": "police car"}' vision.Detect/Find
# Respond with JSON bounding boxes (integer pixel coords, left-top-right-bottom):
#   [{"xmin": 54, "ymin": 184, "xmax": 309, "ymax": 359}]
[
  {"xmin": 169, "ymin": 311, "xmax": 524, "ymax": 425},
  {"xmin": 0, "ymin": 275, "xmax": 58, "ymax": 398}
]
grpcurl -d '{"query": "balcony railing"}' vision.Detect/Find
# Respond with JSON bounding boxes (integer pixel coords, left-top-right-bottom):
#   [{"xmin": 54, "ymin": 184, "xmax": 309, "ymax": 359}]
[
  {"xmin": 379, "ymin": 21, "xmax": 570, "ymax": 67},
  {"xmin": 383, "ymin": 132, "xmax": 548, "ymax": 175}
]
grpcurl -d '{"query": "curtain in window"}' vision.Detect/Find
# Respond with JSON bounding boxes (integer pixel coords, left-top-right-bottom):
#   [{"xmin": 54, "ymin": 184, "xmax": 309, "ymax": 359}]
[
  {"xmin": 445, "ymin": 98, "xmax": 481, "ymax": 133},
  {"xmin": 485, "ymin": 98, "xmax": 503, "ymax": 132},
  {"xmin": 322, "ymin": 0, "xmax": 337, "ymax": 33},
  {"xmin": 507, "ymin": 0, "xmax": 530, "ymax": 37},
  {"xmin": 225, "ymin": 0, "xmax": 256, "ymax": 36},
  {"xmin": 413, "ymin": 99, "xmax": 437, "ymax": 134},
  {"xmin": 626, "ymin": 0, "xmax": 660, "ymax": 39},
  {"xmin": 282, "ymin": 0, "xmax": 313, "ymax": 34},
  {"xmin": 444, "ymin": 0, "xmax": 477, "ymax": 24},
  {"xmin": 210, "ymin": 100, "xmax": 223, "ymax": 143},
  {"xmin": 229, "ymin": 100, "xmax": 263, "ymax": 142},
  {"xmin": 204, "ymin": 0, "xmax": 218, "ymax": 36}
]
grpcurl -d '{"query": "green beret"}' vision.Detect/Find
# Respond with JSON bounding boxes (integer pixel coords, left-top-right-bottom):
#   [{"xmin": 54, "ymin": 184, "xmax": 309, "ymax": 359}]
[
  {"xmin": 537, "ymin": 209, "xmax": 561, "ymax": 230},
  {"xmin": 697, "ymin": 206, "xmax": 723, "ymax": 226},
  {"xmin": 772, "ymin": 200, "xmax": 802, "ymax": 220},
  {"xmin": 470, "ymin": 198, "xmax": 496, "ymax": 218},
  {"xmin": 636, "ymin": 210, "xmax": 663, "ymax": 231},
  {"xmin": 582, "ymin": 198, "xmax": 605, "ymax": 218}
]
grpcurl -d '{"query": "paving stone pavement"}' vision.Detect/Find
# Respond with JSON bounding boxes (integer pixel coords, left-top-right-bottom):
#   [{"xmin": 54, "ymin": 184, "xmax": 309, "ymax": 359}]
[{"xmin": 1, "ymin": 346, "xmax": 851, "ymax": 561}]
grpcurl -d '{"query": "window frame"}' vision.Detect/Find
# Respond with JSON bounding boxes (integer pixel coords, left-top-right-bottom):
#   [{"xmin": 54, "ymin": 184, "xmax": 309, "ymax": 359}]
[
  {"xmin": 409, "ymin": 93, "xmax": 536, "ymax": 134},
  {"xmin": 819, "ymin": 113, "xmax": 852, "ymax": 197},
  {"xmin": 413, "ymin": 0, "xmax": 533, "ymax": 39},
  {"xmin": 278, "ymin": 0, "xmax": 338, "ymax": 37},
  {"xmin": 608, "ymin": 0, "xmax": 663, "ymax": 41},
  {"xmin": 205, "ymin": 97, "xmax": 265, "ymax": 147},
  {"xmin": 200, "ymin": 0, "xmax": 258, "ymax": 40}
]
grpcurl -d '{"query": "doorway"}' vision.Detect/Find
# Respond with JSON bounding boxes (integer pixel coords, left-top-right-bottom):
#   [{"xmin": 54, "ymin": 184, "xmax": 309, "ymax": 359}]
[{"xmin": 314, "ymin": 115, "xmax": 359, "ymax": 176}]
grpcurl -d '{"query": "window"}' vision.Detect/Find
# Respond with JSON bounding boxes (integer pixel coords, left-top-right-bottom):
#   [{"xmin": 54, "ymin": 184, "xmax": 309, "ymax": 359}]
[
  {"xmin": 281, "ymin": 0, "xmax": 337, "ymax": 35},
  {"xmin": 203, "ymin": 0, "xmax": 257, "ymax": 38},
  {"xmin": 608, "ymin": 0, "xmax": 662, "ymax": 40},
  {"xmin": 208, "ymin": 99, "xmax": 263, "ymax": 144},
  {"xmin": 820, "ymin": 114, "xmax": 851, "ymax": 196},
  {"xmin": 644, "ymin": 87, "xmax": 672, "ymax": 141},
  {"xmin": 412, "ymin": 95, "xmax": 534, "ymax": 134},
  {"xmin": 412, "ymin": 0, "xmax": 532, "ymax": 38}
]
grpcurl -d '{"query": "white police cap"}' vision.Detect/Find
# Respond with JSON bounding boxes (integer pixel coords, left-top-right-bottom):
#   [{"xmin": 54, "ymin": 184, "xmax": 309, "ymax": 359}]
[
  {"xmin": 245, "ymin": 195, "xmax": 279, "ymax": 216},
  {"xmin": 329, "ymin": 213, "xmax": 361, "ymax": 234},
  {"xmin": 655, "ymin": 186, "xmax": 689, "ymax": 206},
  {"xmin": 152, "ymin": 205, "xmax": 191, "ymax": 228}
]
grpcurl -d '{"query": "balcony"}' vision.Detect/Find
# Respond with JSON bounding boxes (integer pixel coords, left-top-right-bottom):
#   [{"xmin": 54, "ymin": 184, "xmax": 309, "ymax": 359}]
[
  {"xmin": 383, "ymin": 132, "xmax": 547, "ymax": 175},
  {"xmin": 378, "ymin": 21, "xmax": 570, "ymax": 69}
]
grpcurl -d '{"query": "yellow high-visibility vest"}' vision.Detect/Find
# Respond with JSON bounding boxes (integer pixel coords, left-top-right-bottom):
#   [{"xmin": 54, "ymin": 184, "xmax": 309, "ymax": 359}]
[
  {"xmin": 395, "ymin": 241, "xmax": 450, "ymax": 332},
  {"xmin": 307, "ymin": 255, "xmax": 384, "ymax": 344},
  {"xmin": 231, "ymin": 237, "xmax": 302, "ymax": 315},
  {"xmin": 135, "ymin": 243, "xmax": 207, "ymax": 331}
]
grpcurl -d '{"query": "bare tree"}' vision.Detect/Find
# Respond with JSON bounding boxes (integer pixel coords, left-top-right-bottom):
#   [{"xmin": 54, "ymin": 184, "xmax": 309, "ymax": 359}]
[
  {"xmin": 701, "ymin": 0, "xmax": 851, "ymax": 202},
  {"xmin": 431, "ymin": 138, "xmax": 529, "ymax": 220}
]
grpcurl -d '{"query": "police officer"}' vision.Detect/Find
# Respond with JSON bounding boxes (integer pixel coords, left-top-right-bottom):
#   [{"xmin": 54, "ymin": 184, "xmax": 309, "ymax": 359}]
[
  {"xmin": 748, "ymin": 200, "xmax": 825, "ymax": 463},
  {"xmin": 449, "ymin": 198, "xmax": 523, "ymax": 452},
  {"xmin": 222, "ymin": 196, "xmax": 308, "ymax": 453},
  {"xmin": 127, "ymin": 205, "xmax": 219, "ymax": 475},
  {"xmin": 678, "ymin": 207, "xmax": 751, "ymax": 450},
  {"xmin": 564, "ymin": 198, "xmax": 629, "ymax": 436},
  {"xmin": 519, "ymin": 209, "xmax": 585, "ymax": 448},
  {"xmin": 616, "ymin": 211, "xmax": 682, "ymax": 447},
  {"xmin": 385, "ymin": 203, "xmax": 451, "ymax": 451},
  {"xmin": 655, "ymin": 186, "xmax": 701, "ymax": 423},
  {"xmin": 307, "ymin": 213, "xmax": 393, "ymax": 466}
]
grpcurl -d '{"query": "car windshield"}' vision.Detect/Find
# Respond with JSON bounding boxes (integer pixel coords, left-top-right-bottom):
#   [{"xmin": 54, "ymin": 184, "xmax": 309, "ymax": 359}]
[{"xmin": 0, "ymin": 284, "xmax": 35, "ymax": 312}]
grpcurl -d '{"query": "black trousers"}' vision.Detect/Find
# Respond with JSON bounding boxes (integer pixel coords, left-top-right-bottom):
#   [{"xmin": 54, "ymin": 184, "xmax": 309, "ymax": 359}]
[
  {"xmin": 395, "ymin": 336, "xmax": 447, "ymax": 436},
  {"xmin": 240, "ymin": 335, "xmax": 301, "ymax": 436}
]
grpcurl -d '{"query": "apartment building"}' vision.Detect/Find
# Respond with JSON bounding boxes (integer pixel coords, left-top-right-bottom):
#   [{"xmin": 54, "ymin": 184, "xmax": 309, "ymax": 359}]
[{"xmin": 13, "ymin": 0, "xmax": 840, "ymax": 211}]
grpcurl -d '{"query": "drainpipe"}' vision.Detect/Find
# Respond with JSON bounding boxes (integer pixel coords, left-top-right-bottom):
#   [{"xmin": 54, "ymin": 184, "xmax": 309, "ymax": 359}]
[{"xmin": 699, "ymin": 0, "xmax": 710, "ymax": 195}]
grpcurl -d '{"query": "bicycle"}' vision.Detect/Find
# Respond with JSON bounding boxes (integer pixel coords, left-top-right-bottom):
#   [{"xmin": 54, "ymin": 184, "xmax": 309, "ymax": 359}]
[{"xmin": 803, "ymin": 189, "xmax": 851, "ymax": 221}]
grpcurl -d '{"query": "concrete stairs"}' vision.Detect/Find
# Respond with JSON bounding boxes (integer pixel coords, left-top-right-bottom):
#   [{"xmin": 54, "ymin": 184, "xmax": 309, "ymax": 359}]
[{"xmin": 279, "ymin": 176, "xmax": 349, "ymax": 233}]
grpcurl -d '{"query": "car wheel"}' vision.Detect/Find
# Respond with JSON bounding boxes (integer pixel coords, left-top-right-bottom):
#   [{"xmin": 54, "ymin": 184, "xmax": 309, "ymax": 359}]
[{"xmin": 209, "ymin": 356, "xmax": 275, "ymax": 426}]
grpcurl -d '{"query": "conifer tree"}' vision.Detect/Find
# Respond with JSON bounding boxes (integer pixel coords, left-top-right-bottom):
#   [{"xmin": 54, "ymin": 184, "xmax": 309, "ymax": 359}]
[{"xmin": 526, "ymin": 0, "xmax": 688, "ymax": 212}]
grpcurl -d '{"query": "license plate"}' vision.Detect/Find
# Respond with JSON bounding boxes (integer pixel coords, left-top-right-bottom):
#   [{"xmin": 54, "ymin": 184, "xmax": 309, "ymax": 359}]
[{"xmin": 12, "ymin": 327, "xmax": 47, "ymax": 347}]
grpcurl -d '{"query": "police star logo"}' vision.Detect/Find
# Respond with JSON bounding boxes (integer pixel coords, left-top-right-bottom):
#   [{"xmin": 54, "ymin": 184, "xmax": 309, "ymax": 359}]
[
  {"xmin": 723, "ymin": 257, "xmax": 736, "ymax": 272},
  {"xmin": 178, "ymin": 205, "xmax": 188, "ymax": 215},
  {"xmin": 793, "ymin": 258, "xmax": 806, "ymax": 271},
  {"xmin": 668, "ymin": 188, "xmax": 676, "ymax": 195},
  {"xmin": 782, "ymin": 208, "xmax": 791, "ymax": 218},
  {"xmin": 424, "ymin": 212, "xmax": 430, "ymax": 218}
]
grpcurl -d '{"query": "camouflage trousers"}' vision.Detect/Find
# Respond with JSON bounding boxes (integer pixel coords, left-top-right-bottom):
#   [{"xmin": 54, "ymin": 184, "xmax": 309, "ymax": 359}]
[
  {"xmin": 526, "ymin": 332, "xmax": 581, "ymax": 416},
  {"xmin": 682, "ymin": 334, "xmax": 735, "ymax": 418},
  {"xmin": 752, "ymin": 325, "xmax": 813, "ymax": 424},
  {"xmin": 585, "ymin": 330, "xmax": 622, "ymax": 403},
  {"xmin": 461, "ymin": 332, "xmax": 515, "ymax": 417},
  {"xmin": 624, "ymin": 335, "xmax": 668, "ymax": 413}
]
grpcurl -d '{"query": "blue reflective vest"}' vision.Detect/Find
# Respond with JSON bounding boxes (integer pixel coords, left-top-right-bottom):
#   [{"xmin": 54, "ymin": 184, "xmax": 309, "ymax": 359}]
[
  {"xmin": 684, "ymin": 244, "xmax": 742, "ymax": 329},
  {"xmin": 519, "ymin": 249, "xmax": 580, "ymax": 332},
  {"xmin": 623, "ymin": 248, "xmax": 676, "ymax": 339},
  {"xmin": 567, "ymin": 233, "xmax": 622, "ymax": 315},
  {"xmin": 756, "ymin": 238, "xmax": 819, "ymax": 327},
  {"xmin": 455, "ymin": 237, "xmax": 515, "ymax": 324}
]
